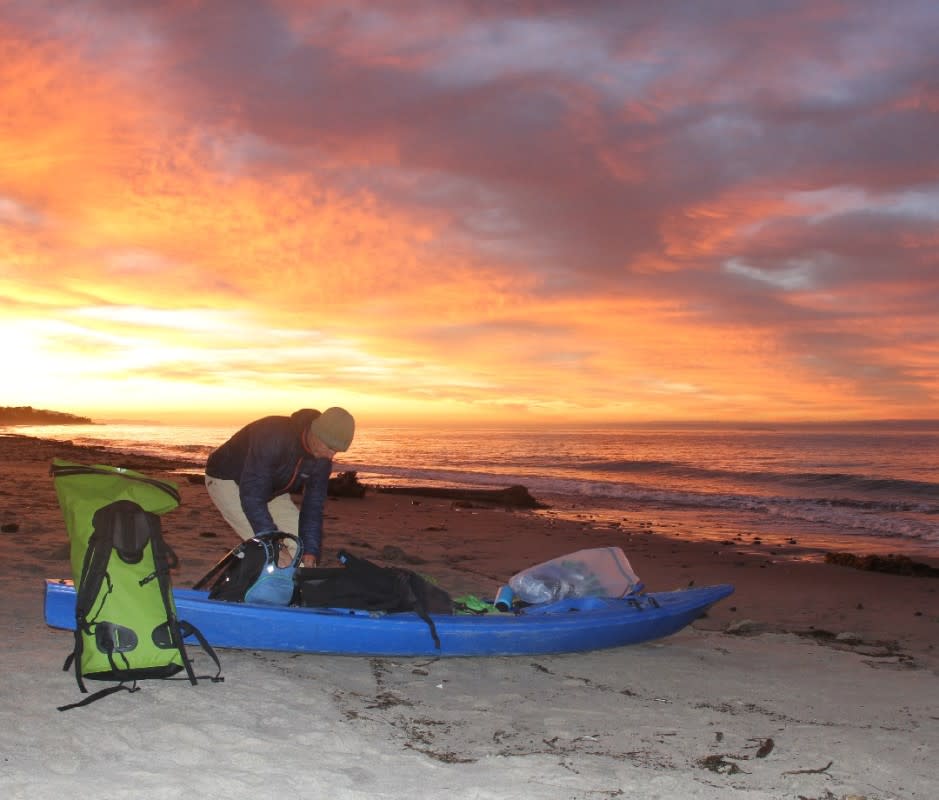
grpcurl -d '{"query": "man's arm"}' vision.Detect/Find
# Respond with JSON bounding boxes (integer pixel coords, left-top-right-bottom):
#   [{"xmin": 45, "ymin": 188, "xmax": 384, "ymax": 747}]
[{"xmin": 298, "ymin": 458, "xmax": 332, "ymax": 565}]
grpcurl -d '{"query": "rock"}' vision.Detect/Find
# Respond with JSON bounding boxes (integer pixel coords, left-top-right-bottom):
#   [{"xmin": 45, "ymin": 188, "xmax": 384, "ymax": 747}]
[
  {"xmin": 328, "ymin": 471, "xmax": 367, "ymax": 498},
  {"xmin": 725, "ymin": 619, "xmax": 765, "ymax": 635},
  {"xmin": 824, "ymin": 551, "xmax": 939, "ymax": 577},
  {"xmin": 380, "ymin": 545, "xmax": 426, "ymax": 565},
  {"xmin": 835, "ymin": 631, "xmax": 863, "ymax": 644},
  {"xmin": 696, "ymin": 754, "xmax": 743, "ymax": 774}
]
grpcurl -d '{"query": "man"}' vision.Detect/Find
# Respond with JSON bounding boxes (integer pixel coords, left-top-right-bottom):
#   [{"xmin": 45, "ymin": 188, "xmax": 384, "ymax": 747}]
[{"xmin": 205, "ymin": 407, "xmax": 355, "ymax": 567}]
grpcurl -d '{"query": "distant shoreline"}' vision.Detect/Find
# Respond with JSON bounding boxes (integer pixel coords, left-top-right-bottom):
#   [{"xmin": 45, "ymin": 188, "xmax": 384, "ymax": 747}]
[{"xmin": 0, "ymin": 406, "xmax": 95, "ymax": 425}]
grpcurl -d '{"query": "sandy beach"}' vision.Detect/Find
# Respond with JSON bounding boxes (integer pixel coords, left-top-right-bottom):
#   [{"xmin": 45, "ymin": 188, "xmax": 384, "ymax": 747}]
[{"xmin": 1, "ymin": 433, "xmax": 937, "ymax": 800}]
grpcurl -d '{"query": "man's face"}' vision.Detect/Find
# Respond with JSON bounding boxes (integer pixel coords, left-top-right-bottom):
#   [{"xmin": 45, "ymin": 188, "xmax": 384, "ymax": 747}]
[{"xmin": 307, "ymin": 432, "xmax": 337, "ymax": 460}]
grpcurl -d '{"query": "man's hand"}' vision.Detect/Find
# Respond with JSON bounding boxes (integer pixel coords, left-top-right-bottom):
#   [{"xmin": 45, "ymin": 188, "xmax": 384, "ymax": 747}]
[{"xmin": 301, "ymin": 553, "xmax": 319, "ymax": 568}]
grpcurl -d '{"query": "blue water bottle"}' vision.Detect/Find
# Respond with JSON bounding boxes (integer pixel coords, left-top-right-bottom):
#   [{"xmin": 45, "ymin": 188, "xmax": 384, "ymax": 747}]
[{"xmin": 494, "ymin": 585, "xmax": 515, "ymax": 612}]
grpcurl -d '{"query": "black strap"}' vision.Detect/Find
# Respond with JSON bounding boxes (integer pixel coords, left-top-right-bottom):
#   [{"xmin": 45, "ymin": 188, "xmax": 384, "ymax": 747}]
[
  {"xmin": 58, "ymin": 683, "xmax": 139, "ymax": 711},
  {"xmin": 404, "ymin": 573, "xmax": 441, "ymax": 649},
  {"xmin": 159, "ymin": 598, "xmax": 199, "ymax": 687},
  {"xmin": 150, "ymin": 537, "xmax": 179, "ymax": 573},
  {"xmin": 179, "ymin": 620, "xmax": 224, "ymax": 683},
  {"xmin": 191, "ymin": 550, "xmax": 238, "ymax": 591},
  {"xmin": 294, "ymin": 566, "xmax": 345, "ymax": 582},
  {"xmin": 71, "ymin": 527, "xmax": 117, "ymax": 693},
  {"xmin": 59, "ymin": 622, "xmax": 223, "ymax": 711}
]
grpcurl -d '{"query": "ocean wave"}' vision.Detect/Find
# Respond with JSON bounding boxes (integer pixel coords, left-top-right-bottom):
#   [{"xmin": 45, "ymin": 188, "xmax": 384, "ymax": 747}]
[
  {"xmin": 353, "ymin": 462, "xmax": 939, "ymax": 544},
  {"xmin": 546, "ymin": 482, "xmax": 939, "ymax": 542},
  {"xmin": 576, "ymin": 459, "xmax": 939, "ymax": 498}
]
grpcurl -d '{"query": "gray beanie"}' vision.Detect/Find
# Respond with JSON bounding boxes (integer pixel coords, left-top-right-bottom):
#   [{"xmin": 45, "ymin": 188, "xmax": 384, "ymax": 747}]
[{"xmin": 308, "ymin": 407, "xmax": 355, "ymax": 452}]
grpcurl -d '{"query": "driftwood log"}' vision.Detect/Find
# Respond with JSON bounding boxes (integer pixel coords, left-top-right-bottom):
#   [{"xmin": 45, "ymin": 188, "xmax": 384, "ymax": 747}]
[{"xmin": 375, "ymin": 484, "xmax": 545, "ymax": 509}]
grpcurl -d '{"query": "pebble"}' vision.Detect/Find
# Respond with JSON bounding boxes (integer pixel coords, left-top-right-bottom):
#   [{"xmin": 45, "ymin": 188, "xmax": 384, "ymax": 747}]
[{"xmin": 725, "ymin": 619, "xmax": 764, "ymax": 635}]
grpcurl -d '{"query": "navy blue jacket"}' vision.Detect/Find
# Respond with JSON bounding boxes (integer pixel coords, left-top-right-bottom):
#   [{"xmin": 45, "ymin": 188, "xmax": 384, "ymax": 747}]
[{"xmin": 205, "ymin": 409, "xmax": 331, "ymax": 558}]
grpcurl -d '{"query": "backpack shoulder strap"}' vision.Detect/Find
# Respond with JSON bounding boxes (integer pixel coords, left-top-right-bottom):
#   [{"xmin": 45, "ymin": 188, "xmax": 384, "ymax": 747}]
[
  {"xmin": 70, "ymin": 507, "xmax": 123, "ymax": 692},
  {"xmin": 178, "ymin": 620, "xmax": 224, "ymax": 683},
  {"xmin": 57, "ymin": 684, "xmax": 139, "ymax": 711}
]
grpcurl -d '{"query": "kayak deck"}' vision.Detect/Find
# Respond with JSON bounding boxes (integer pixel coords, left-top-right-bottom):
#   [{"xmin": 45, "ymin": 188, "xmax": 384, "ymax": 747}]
[{"xmin": 44, "ymin": 579, "xmax": 734, "ymax": 657}]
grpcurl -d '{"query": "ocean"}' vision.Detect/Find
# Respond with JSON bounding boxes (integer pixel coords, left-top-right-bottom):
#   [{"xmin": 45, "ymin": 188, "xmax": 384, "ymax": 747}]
[{"xmin": 9, "ymin": 419, "xmax": 939, "ymax": 560}]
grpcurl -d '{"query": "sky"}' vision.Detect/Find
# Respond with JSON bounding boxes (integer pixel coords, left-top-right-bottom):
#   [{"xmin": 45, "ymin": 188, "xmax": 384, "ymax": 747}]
[{"xmin": 1, "ymin": 0, "xmax": 937, "ymax": 426}]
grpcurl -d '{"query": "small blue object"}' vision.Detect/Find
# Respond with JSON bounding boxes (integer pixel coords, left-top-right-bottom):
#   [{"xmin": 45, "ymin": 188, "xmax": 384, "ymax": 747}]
[
  {"xmin": 244, "ymin": 566, "xmax": 297, "ymax": 606},
  {"xmin": 493, "ymin": 585, "xmax": 514, "ymax": 612},
  {"xmin": 242, "ymin": 531, "xmax": 302, "ymax": 606}
]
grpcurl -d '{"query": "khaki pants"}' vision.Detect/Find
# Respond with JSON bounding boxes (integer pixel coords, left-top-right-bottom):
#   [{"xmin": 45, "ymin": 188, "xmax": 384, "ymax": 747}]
[{"xmin": 205, "ymin": 476, "xmax": 300, "ymax": 555}]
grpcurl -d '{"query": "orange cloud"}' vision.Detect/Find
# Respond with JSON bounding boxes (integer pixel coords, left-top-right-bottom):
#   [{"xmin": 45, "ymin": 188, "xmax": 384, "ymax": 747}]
[{"xmin": 1, "ymin": 4, "xmax": 937, "ymax": 424}]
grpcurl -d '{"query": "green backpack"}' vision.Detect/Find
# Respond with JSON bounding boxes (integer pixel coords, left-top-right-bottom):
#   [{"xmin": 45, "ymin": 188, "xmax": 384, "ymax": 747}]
[{"xmin": 51, "ymin": 459, "xmax": 222, "ymax": 710}]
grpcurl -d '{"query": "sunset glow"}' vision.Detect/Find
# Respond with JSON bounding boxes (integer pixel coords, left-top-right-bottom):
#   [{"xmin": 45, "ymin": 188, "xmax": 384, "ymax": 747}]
[{"xmin": 2, "ymin": 1, "xmax": 937, "ymax": 426}]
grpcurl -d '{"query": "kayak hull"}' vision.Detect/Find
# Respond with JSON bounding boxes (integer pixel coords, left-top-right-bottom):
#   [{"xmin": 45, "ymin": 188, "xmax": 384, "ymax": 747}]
[{"xmin": 44, "ymin": 579, "xmax": 734, "ymax": 657}]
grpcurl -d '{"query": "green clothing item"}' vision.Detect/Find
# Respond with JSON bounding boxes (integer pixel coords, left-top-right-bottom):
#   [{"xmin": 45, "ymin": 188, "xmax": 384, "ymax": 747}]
[{"xmin": 453, "ymin": 594, "xmax": 502, "ymax": 614}]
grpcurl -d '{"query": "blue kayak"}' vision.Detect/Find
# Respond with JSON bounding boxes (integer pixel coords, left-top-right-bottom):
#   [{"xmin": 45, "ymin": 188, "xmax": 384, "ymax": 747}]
[{"xmin": 44, "ymin": 579, "xmax": 734, "ymax": 657}]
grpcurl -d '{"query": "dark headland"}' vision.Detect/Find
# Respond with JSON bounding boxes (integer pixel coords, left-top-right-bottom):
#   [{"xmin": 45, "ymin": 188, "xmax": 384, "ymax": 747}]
[{"xmin": 0, "ymin": 406, "xmax": 94, "ymax": 425}]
